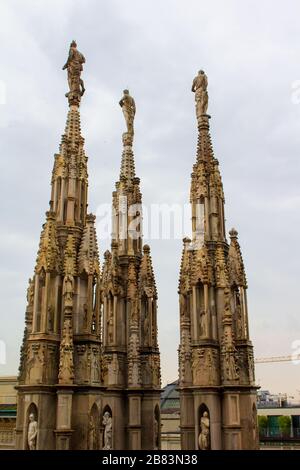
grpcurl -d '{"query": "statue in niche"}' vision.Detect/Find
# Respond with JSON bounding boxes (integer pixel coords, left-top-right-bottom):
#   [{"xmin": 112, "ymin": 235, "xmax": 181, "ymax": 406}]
[
  {"xmin": 88, "ymin": 415, "xmax": 96, "ymax": 450},
  {"xmin": 192, "ymin": 70, "xmax": 208, "ymax": 117},
  {"xmin": 62, "ymin": 40, "xmax": 85, "ymax": 98},
  {"xmin": 236, "ymin": 304, "xmax": 243, "ymax": 338},
  {"xmin": 143, "ymin": 317, "xmax": 150, "ymax": 346},
  {"xmin": 102, "ymin": 411, "xmax": 112, "ymax": 450},
  {"xmin": 92, "ymin": 350, "xmax": 100, "ymax": 382},
  {"xmin": 180, "ymin": 295, "xmax": 187, "ymax": 319},
  {"xmin": 58, "ymin": 319, "xmax": 74, "ymax": 382},
  {"xmin": 26, "ymin": 278, "xmax": 34, "ymax": 307},
  {"xmin": 27, "ymin": 413, "xmax": 38, "ymax": 450},
  {"xmin": 206, "ymin": 350, "xmax": 214, "ymax": 383},
  {"xmin": 198, "ymin": 411, "xmax": 210, "ymax": 450},
  {"xmin": 248, "ymin": 352, "xmax": 254, "ymax": 383},
  {"xmin": 199, "ymin": 309, "xmax": 207, "ymax": 337},
  {"xmin": 119, "ymin": 89, "xmax": 136, "ymax": 135},
  {"xmin": 83, "ymin": 303, "xmax": 88, "ymax": 330},
  {"xmin": 47, "ymin": 306, "xmax": 54, "ymax": 332},
  {"xmin": 235, "ymin": 290, "xmax": 243, "ymax": 338},
  {"xmin": 224, "ymin": 351, "xmax": 238, "ymax": 381},
  {"xmin": 108, "ymin": 355, "xmax": 119, "ymax": 384},
  {"xmin": 63, "ymin": 274, "xmax": 74, "ymax": 307},
  {"xmin": 143, "ymin": 360, "xmax": 152, "ymax": 385},
  {"xmin": 108, "ymin": 313, "xmax": 114, "ymax": 344},
  {"xmin": 192, "ymin": 351, "xmax": 202, "ymax": 385}
]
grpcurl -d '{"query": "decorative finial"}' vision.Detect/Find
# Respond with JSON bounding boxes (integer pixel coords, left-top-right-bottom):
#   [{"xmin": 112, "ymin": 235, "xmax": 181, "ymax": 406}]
[
  {"xmin": 119, "ymin": 89, "xmax": 136, "ymax": 141},
  {"xmin": 229, "ymin": 228, "xmax": 238, "ymax": 239},
  {"xmin": 62, "ymin": 40, "xmax": 86, "ymax": 106},
  {"xmin": 191, "ymin": 70, "xmax": 208, "ymax": 123},
  {"xmin": 143, "ymin": 244, "xmax": 150, "ymax": 254}
]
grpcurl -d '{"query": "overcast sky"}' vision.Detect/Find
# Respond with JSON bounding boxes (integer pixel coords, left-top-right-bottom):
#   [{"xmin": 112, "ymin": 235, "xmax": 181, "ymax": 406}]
[{"xmin": 0, "ymin": 0, "xmax": 300, "ymax": 398}]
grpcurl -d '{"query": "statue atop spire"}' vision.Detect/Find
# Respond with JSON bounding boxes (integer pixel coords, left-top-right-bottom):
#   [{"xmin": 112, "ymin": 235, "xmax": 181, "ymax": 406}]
[
  {"xmin": 119, "ymin": 89, "xmax": 136, "ymax": 137},
  {"xmin": 192, "ymin": 70, "xmax": 208, "ymax": 122},
  {"xmin": 63, "ymin": 40, "xmax": 85, "ymax": 106}
]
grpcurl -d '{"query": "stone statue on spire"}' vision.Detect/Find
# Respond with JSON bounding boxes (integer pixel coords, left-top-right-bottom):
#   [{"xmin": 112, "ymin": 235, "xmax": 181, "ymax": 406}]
[
  {"xmin": 119, "ymin": 89, "xmax": 136, "ymax": 136},
  {"xmin": 63, "ymin": 40, "xmax": 85, "ymax": 105},
  {"xmin": 192, "ymin": 70, "xmax": 208, "ymax": 121}
]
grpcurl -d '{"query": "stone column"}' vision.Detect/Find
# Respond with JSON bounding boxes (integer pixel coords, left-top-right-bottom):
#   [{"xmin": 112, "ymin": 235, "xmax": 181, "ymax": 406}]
[{"xmin": 55, "ymin": 390, "xmax": 73, "ymax": 450}]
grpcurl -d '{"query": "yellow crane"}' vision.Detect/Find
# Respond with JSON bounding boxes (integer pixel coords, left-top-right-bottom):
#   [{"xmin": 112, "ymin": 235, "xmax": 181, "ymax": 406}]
[{"xmin": 254, "ymin": 355, "xmax": 300, "ymax": 364}]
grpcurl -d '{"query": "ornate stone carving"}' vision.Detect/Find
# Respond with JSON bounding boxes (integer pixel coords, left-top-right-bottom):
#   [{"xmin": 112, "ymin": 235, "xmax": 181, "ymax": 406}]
[
  {"xmin": 119, "ymin": 89, "xmax": 136, "ymax": 135},
  {"xmin": 128, "ymin": 332, "xmax": 141, "ymax": 385},
  {"xmin": 107, "ymin": 354, "xmax": 120, "ymax": 385},
  {"xmin": 143, "ymin": 311, "xmax": 150, "ymax": 346},
  {"xmin": 63, "ymin": 40, "xmax": 85, "ymax": 105},
  {"xmin": 35, "ymin": 212, "xmax": 60, "ymax": 274},
  {"xmin": 58, "ymin": 318, "xmax": 74, "ymax": 384},
  {"xmin": 192, "ymin": 70, "xmax": 208, "ymax": 120},
  {"xmin": 91, "ymin": 347, "xmax": 101, "ymax": 383},
  {"xmin": 198, "ymin": 411, "xmax": 210, "ymax": 450},
  {"xmin": 47, "ymin": 306, "xmax": 54, "ymax": 332},
  {"xmin": 18, "ymin": 327, "xmax": 28, "ymax": 382},
  {"xmin": 151, "ymin": 355, "xmax": 161, "ymax": 387},
  {"xmin": 248, "ymin": 349, "xmax": 255, "ymax": 384},
  {"xmin": 179, "ymin": 329, "xmax": 192, "ymax": 383},
  {"xmin": 26, "ymin": 278, "xmax": 34, "ymax": 307},
  {"xmin": 102, "ymin": 411, "xmax": 112, "ymax": 450},
  {"xmin": 228, "ymin": 228, "xmax": 247, "ymax": 287},
  {"xmin": 222, "ymin": 348, "xmax": 239, "ymax": 382},
  {"xmin": 26, "ymin": 343, "xmax": 43, "ymax": 384},
  {"xmin": 63, "ymin": 274, "xmax": 74, "ymax": 307},
  {"xmin": 215, "ymin": 246, "xmax": 229, "ymax": 288},
  {"xmin": 27, "ymin": 413, "xmax": 38, "ymax": 450}
]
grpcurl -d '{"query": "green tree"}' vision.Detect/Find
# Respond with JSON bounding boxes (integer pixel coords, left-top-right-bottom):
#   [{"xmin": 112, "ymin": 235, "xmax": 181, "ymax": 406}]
[
  {"xmin": 278, "ymin": 415, "xmax": 291, "ymax": 437},
  {"xmin": 258, "ymin": 415, "xmax": 268, "ymax": 436}
]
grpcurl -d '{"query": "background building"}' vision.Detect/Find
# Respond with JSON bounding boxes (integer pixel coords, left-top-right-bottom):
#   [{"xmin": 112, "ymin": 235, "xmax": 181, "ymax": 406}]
[{"xmin": 0, "ymin": 377, "xmax": 17, "ymax": 449}]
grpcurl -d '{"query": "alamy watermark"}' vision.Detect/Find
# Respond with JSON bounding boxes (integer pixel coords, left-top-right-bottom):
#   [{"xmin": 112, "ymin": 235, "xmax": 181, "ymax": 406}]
[{"xmin": 96, "ymin": 199, "xmax": 205, "ymax": 249}]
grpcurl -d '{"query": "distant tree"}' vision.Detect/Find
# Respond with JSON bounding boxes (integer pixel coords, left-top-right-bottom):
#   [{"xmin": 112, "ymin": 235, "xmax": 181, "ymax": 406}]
[
  {"xmin": 278, "ymin": 415, "xmax": 291, "ymax": 437},
  {"xmin": 258, "ymin": 415, "xmax": 268, "ymax": 436}
]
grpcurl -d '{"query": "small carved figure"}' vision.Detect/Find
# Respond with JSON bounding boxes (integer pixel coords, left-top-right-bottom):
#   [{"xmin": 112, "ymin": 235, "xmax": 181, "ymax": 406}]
[
  {"xmin": 225, "ymin": 351, "xmax": 238, "ymax": 381},
  {"xmin": 192, "ymin": 70, "xmax": 208, "ymax": 117},
  {"xmin": 119, "ymin": 89, "xmax": 136, "ymax": 134},
  {"xmin": 143, "ymin": 313, "xmax": 150, "ymax": 346},
  {"xmin": 83, "ymin": 303, "xmax": 88, "ymax": 330},
  {"xmin": 108, "ymin": 314, "xmax": 114, "ymax": 344},
  {"xmin": 103, "ymin": 411, "xmax": 112, "ymax": 450},
  {"xmin": 47, "ymin": 306, "xmax": 54, "ymax": 332},
  {"xmin": 27, "ymin": 413, "xmax": 38, "ymax": 450},
  {"xmin": 198, "ymin": 411, "xmax": 210, "ymax": 450},
  {"xmin": 63, "ymin": 274, "xmax": 74, "ymax": 307},
  {"xmin": 199, "ymin": 309, "xmax": 207, "ymax": 337},
  {"xmin": 26, "ymin": 278, "xmax": 34, "ymax": 306}
]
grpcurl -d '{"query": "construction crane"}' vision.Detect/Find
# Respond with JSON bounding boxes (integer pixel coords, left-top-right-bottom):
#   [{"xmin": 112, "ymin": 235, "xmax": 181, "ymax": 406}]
[{"xmin": 254, "ymin": 355, "xmax": 300, "ymax": 364}]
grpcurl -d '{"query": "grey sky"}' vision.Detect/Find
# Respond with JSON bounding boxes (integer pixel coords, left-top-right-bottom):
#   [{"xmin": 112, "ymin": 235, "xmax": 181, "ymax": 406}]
[{"xmin": 0, "ymin": 0, "xmax": 300, "ymax": 397}]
